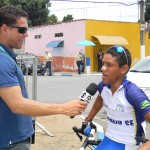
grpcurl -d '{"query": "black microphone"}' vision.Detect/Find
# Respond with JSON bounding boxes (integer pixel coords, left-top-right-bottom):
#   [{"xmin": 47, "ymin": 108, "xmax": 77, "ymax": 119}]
[{"xmin": 70, "ymin": 83, "xmax": 98, "ymax": 119}]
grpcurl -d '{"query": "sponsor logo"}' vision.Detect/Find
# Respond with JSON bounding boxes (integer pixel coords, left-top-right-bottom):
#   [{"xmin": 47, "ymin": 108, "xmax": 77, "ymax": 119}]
[
  {"xmin": 107, "ymin": 117, "xmax": 134, "ymax": 126},
  {"xmin": 141, "ymin": 100, "xmax": 150, "ymax": 109},
  {"xmin": 116, "ymin": 104, "xmax": 124, "ymax": 112}
]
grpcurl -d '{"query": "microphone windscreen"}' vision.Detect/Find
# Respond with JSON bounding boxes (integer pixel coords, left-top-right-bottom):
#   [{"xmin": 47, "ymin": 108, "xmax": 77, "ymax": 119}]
[{"xmin": 86, "ymin": 83, "xmax": 98, "ymax": 96}]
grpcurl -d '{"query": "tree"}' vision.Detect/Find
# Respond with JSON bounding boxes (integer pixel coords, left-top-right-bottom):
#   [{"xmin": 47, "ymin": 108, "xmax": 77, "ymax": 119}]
[
  {"xmin": 62, "ymin": 14, "xmax": 74, "ymax": 22},
  {"xmin": 48, "ymin": 14, "xmax": 58, "ymax": 24},
  {"xmin": 0, "ymin": 0, "xmax": 51, "ymax": 26},
  {"xmin": 145, "ymin": 0, "xmax": 150, "ymax": 22}
]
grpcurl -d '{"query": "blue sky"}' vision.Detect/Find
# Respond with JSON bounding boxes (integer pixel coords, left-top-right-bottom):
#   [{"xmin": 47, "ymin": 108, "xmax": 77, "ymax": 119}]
[{"xmin": 50, "ymin": 0, "xmax": 139, "ymax": 22}]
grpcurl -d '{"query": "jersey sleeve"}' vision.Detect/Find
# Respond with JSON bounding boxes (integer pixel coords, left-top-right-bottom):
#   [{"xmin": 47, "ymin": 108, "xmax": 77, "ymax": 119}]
[{"xmin": 125, "ymin": 82, "xmax": 150, "ymax": 116}]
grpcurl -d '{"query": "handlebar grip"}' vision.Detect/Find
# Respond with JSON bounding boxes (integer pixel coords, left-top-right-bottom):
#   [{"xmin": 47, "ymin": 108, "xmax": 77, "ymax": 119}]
[{"xmin": 72, "ymin": 126, "xmax": 79, "ymax": 132}]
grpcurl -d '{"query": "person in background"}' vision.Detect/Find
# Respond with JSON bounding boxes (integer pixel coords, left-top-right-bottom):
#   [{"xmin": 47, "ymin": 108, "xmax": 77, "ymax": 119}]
[
  {"xmin": 0, "ymin": 5, "xmax": 87, "ymax": 150},
  {"xmin": 80, "ymin": 49, "xmax": 85, "ymax": 73},
  {"xmin": 84, "ymin": 46, "xmax": 150, "ymax": 150},
  {"xmin": 96, "ymin": 49, "xmax": 104, "ymax": 72},
  {"xmin": 42, "ymin": 50, "xmax": 52, "ymax": 76},
  {"xmin": 76, "ymin": 51, "xmax": 83, "ymax": 75}
]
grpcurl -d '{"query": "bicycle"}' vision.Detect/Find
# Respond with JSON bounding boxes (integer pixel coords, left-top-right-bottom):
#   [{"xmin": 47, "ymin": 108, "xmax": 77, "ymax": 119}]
[
  {"xmin": 73, "ymin": 116, "xmax": 149, "ymax": 150},
  {"xmin": 73, "ymin": 120, "xmax": 104, "ymax": 150}
]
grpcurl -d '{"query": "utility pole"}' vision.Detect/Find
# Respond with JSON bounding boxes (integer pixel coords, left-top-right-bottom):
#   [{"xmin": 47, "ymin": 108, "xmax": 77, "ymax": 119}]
[{"xmin": 139, "ymin": 0, "xmax": 145, "ymax": 59}]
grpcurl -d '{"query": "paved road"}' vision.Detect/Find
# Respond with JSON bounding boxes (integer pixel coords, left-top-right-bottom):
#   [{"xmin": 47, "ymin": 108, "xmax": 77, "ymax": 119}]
[{"xmin": 26, "ymin": 74, "xmax": 150, "ymax": 139}]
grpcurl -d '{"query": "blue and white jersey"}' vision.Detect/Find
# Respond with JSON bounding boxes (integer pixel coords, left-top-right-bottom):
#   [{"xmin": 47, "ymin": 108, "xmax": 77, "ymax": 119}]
[{"xmin": 98, "ymin": 77, "xmax": 150, "ymax": 145}]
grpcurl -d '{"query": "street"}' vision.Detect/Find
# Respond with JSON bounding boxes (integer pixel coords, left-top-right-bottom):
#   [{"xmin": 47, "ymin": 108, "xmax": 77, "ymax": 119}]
[{"xmin": 26, "ymin": 74, "xmax": 150, "ymax": 139}]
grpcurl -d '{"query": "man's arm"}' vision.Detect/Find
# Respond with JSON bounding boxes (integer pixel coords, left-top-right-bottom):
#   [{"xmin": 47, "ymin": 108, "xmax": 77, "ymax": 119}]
[
  {"xmin": 0, "ymin": 86, "xmax": 87, "ymax": 117},
  {"xmin": 85, "ymin": 93, "xmax": 103, "ymax": 122}
]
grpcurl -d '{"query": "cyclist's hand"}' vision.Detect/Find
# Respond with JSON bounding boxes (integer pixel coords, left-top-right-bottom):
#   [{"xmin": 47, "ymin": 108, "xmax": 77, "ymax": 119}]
[
  {"xmin": 138, "ymin": 140, "xmax": 150, "ymax": 150},
  {"xmin": 83, "ymin": 121, "xmax": 97, "ymax": 136}
]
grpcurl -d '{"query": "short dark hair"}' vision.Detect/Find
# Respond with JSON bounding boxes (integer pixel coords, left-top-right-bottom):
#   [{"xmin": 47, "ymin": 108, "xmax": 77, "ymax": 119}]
[
  {"xmin": 0, "ymin": 5, "xmax": 28, "ymax": 26},
  {"xmin": 105, "ymin": 46, "xmax": 132, "ymax": 68}
]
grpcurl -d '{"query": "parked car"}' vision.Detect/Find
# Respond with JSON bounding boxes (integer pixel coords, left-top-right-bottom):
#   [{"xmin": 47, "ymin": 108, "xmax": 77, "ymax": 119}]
[
  {"xmin": 127, "ymin": 56, "xmax": 150, "ymax": 98},
  {"xmin": 16, "ymin": 53, "xmax": 45, "ymax": 75}
]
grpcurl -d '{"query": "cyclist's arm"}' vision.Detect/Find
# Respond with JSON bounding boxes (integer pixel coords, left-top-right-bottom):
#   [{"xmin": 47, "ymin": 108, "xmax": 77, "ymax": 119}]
[
  {"xmin": 85, "ymin": 93, "xmax": 103, "ymax": 122},
  {"xmin": 144, "ymin": 112, "xmax": 150, "ymax": 122},
  {"xmin": 139, "ymin": 140, "xmax": 150, "ymax": 150}
]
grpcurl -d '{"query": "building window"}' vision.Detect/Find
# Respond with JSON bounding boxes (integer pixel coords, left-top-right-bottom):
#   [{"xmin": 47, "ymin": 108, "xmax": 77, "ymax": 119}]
[
  {"xmin": 55, "ymin": 33, "xmax": 63, "ymax": 37},
  {"xmin": 35, "ymin": 35, "xmax": 42, "ymax": 39}
]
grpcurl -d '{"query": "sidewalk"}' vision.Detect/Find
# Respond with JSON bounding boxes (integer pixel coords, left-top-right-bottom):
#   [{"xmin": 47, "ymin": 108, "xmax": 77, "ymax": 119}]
[
  {"xmin": 31, "ymin": 115, "xmax": 85, "ymax": 150},
  {"xmin": 53, "ymin": 71, "xmax": 102, "ymax": 76}
]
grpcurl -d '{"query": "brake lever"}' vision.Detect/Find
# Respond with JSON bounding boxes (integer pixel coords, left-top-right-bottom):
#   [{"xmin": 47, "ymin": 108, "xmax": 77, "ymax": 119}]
[
  {"xmin": 76, "ymin": 131, "xmax": 83, "ymax": 142},
  {"xmin": 73, "ymin": 126, "xmax": 83, "ymax": 141}
]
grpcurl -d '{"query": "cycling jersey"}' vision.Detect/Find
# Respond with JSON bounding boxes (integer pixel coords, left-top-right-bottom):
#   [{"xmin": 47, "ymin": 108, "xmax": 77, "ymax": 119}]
[{"xmin": 96, "ymin": 77, "xmax": 150, "ymax": 150}]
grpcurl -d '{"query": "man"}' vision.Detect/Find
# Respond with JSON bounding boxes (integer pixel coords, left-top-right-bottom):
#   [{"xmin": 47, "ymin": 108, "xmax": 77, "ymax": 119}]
[
  {"xmin": 42, "ymin": 49, "xmax": 52, "ymax": 76},
  {"xmin": 76, "ymin": 51, "xmax": 83, "ymax": 75},
  {"xmin": 84, "ymin": 46, "xmax": 150, "ymax": 150},
  {"xmin": 96, "ymin": 49, "xmax": 103, "ymax": 72},
  {"xmin": 0, "ymin": 5, "xmax": 87, "ymax": 150},
  {"xmin": 80, "ymin": 49, "xmax": 85, "ymax": 73}
]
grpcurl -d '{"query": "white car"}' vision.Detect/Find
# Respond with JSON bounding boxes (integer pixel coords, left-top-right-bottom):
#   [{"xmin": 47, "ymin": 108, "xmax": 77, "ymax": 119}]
[{"xmin": 127, "ymin": 56, "xmax": 150, "ymax": 99}]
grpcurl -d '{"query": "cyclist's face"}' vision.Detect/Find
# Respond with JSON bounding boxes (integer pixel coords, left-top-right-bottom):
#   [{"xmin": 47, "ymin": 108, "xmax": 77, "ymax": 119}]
[{"xmin": 101, "ymin": 54, "xmax": 125, "ymax": 85}]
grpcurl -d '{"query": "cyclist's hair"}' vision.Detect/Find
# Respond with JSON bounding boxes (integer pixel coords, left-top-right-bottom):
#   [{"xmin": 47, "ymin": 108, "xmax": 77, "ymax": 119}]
[
  {"xmin": 105, "ymin": 46, "xmax": 132, "ymax": 68},
  {"xmin": 0, "ymin": 5, "xmax": 28, "ymax": 26}
]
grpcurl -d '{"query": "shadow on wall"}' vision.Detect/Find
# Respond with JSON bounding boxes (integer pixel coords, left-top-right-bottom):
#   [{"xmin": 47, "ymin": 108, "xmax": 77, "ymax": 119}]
[{"xmin": 38, "ymin": 56, "xmax": 77, "ymax": 72}]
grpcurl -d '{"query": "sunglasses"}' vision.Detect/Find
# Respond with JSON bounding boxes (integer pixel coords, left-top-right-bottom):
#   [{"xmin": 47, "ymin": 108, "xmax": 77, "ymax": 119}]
[
  {"xmin": 8, "ymin": 25, "xmax": 28, "ymax": 34},
  {"xmin": 113, "ymin": 46, "xmax": 128, "ymax": 65}
]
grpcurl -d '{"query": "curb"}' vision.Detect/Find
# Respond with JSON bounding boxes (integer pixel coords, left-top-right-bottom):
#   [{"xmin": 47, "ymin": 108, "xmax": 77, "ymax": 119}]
[{"xmin": 54, "ymin": 72, "xmax": 102, "ymax": 76}]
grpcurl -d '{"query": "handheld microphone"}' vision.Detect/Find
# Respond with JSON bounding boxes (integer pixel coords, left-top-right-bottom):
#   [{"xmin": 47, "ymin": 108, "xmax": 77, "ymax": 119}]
[{"xmin": 70, "ymin": 83, "xmax": 98, "ymax": 119}]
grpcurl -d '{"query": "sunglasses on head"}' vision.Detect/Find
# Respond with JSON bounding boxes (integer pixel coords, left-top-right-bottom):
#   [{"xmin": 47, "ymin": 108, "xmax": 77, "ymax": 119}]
[
  {"xmin": 113, "ymin": 46, "xmax": 128, "ymax": 65},
  {"xmin": 8, "ymin": 25, "xmax": 28, "ymax": 34}
]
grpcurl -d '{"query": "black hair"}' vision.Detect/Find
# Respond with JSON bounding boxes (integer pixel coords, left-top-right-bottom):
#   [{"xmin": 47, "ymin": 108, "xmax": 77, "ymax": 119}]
[
  {"xmin": 105, "ymin": 46, "xmax": 132, "ymax": 68},
  {"xmin": 0, "ymin": 5, "xmax": 28, "ymax": 26}
]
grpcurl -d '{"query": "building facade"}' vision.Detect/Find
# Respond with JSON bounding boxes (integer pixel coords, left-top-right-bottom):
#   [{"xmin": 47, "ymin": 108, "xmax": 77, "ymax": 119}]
[{"xmin": 24, "ymin": 19, "xmax": 150, "ymax": 72}]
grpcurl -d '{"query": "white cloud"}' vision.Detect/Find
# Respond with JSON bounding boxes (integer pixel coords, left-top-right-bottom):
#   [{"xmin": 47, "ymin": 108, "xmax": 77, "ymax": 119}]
[{"xmin": 50, "ymin": 0, "xmax": 140, "ymax": 22}]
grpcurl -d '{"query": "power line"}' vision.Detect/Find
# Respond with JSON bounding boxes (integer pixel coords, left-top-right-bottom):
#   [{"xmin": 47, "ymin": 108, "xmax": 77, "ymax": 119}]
[{"xmin": 51, "ymin": 0, "xmax": 138, "ymax": 6}]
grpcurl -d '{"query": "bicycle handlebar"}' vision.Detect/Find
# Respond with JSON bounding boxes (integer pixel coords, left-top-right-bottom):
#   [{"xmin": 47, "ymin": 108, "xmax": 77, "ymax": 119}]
[{"xmin": 73, "ymin": 122, "xmax": 101, "ymax": 149}]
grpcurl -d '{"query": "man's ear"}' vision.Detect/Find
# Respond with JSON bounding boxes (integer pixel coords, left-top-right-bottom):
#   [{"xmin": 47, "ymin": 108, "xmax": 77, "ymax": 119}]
[
  {"xmin": 0, "ymin": 24, "xmax": 8, "ymax": 33},
  {"xmin": 121, "ymin": 64, "xmax": 129, "ymax": 74}
]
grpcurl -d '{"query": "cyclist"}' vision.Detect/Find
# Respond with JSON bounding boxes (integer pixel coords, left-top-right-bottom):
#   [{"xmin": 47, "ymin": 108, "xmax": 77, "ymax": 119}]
[{"xmin": 84, "ymin": 46, "xmax": 150, "ymax": 150}]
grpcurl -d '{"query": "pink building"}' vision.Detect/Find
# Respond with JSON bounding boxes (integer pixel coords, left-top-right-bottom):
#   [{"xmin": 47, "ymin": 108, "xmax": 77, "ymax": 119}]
[{"xmin": 25, "ymin": 20, "xmax": 85, "ymax": 72}]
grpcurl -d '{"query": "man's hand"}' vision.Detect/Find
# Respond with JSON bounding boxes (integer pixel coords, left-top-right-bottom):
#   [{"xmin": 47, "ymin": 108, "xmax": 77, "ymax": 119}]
[
  {"xmin": 139, "ymin": 141, "xmax": 150, "ymax": 150},
  {"xmin": 62, "ymin": 100, "xmax": 87, "ymax": 116}
]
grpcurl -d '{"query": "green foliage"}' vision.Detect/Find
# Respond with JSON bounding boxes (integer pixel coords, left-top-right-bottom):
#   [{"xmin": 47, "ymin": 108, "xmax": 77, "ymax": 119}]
[
  {"xmin": 48, "ymin": 14, "xmax": 58, "ymax": 25},
  {"xmin": 145, "ymin": 0, "xmax": 150, "ymax": 22},
  {"xmin": 0, "ymin": 0, "xmax": 10, "ymax": 7},
  {"xmin": 0, "ymin": 0, "xmax": 50, "ymax": 26},
  {"xmin": 62, "ymin": 14, "xmax": 74, "ymax": 22}
]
